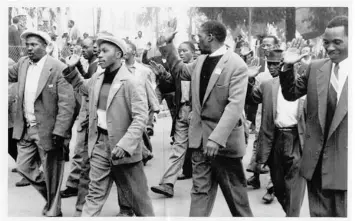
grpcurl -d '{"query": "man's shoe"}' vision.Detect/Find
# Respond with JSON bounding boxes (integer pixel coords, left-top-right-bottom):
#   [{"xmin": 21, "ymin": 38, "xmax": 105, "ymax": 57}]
[
  {"xmin": 147, "ymin": 128, "xmax": 154, "ymax": 136},
  {"xmin": 143, "ymin": 154, "xmax": 154, "ymax": 166},
  {"xmin": 151, "ymin": 184, "xmax": 174, "ymax": 197},
  {"xmin": 11, "ymin": 168, "xmax": 18, "ymax": 173},
  {"xmin": 15, "ymin": 177, "xmax": 30, "ymax": 187},
  {"xmin": 247, "ymin": 175, "xmax": 260, "ymax": 189},
  {"xmin": 60, "ymin": 187, "xmax": 78, "ymax": 198},
  {"xmin": 177, "ymin": 174, "xmax": 192, "ymax": 180},
  {"xmin": 262, "ymin": 192, "xmax": 275, "ymax": 204},
  {"xmin": 117, "ymin": 210, "xmax": 134, "ymax": 217}
]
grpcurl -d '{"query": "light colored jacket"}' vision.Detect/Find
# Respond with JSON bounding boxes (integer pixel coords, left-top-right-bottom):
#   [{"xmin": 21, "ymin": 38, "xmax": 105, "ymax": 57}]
[{"xmin": 64, "ymin": 64, "xmax": 148, "ymax": 165}]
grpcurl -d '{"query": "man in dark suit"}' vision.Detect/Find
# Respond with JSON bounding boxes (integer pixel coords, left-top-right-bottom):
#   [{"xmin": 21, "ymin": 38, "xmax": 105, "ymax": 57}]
[
  {"xmin": 8, "ymin": 30, "xmax": 76, "ymax": 216},
  {"xmin": 279, "ymin": 16, "xmax": 348, "ymax": 217},
  {"xmin": 247, "ymin": 49, "xmax": 307, "ymax": 216},
  {"xmin": 158, "ymin": 20, "xmax": 253, "ymax": 217}
]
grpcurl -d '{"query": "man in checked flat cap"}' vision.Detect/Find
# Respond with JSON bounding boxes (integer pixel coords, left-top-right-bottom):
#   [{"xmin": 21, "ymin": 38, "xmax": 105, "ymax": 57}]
[
  {"xmin": 8, "ymin": 30, "xmax": 76, "ymax": 217},
  {"xmin": 63, "ymin": 34, "xmax": 154, "ymax": 216}
]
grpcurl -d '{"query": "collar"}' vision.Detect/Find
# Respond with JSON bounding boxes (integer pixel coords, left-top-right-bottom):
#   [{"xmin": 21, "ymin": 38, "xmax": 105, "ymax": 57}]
[
  {"xmin": 209, "ymin": 45, "xmax": 227, "ymax": 57},
  {"xmin": 29, "ymin": 55, "xmax": 48, "ymax": 66}
]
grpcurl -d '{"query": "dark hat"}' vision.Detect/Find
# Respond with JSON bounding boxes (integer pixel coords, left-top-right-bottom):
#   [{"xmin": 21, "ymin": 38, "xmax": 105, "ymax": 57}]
[{"xmin": 266, "ymin": 49, "xmax": 283, "ymax": 62}]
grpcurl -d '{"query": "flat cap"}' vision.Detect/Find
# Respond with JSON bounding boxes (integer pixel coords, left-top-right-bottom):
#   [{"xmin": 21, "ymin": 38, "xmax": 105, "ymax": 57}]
[
  {"xmin": 97, "ymin": 35, "xmax": 127, "ymax": 55},
  {"xmin": 20, "ymin": 30, "xmax": 51, "ymax": 45}
]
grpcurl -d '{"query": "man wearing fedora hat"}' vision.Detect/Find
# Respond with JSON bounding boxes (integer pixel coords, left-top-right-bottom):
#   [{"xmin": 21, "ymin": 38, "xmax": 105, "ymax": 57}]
[
  {"xmin": 246, "ymin": 49, "xmax": 307, "ymax": 216},
  {"xmin": 8, "ymin": 30, "xmax": 76, "ymax": 216},
  {"xmin": 63, "ymin": 34, "xmax": 154, "ymax": 216}
]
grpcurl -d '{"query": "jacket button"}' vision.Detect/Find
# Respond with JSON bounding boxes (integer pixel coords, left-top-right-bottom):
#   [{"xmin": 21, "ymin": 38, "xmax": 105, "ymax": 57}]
[{"xmin": 306, "ymin": 134, "xmax": 310, "ymax": 138}]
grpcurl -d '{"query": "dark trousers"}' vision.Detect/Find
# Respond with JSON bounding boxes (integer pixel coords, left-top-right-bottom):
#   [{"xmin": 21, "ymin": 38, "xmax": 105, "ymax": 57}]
[
  {"xmin": 16, "ymin": 125, "xmax": 64, "ymax": 216},
  {"xmin": 307, "ymin": 162, "xmax": 347, "ymax": 217},
  {"xmin": 268, "ymin": 127, "xmax": 306, "ymax": 217},
  {"xmin": 155, "ymin": 89, "xmax": 176, "ymax": 120},
  {"xmin": 189, "ymin": 149, "xmax": 253, "ymax": 217},
  {"xmin": 182, "ymin": 148, "xmax": 193, "ymax": 177},
  {"xmin": 8, "ymin": 127, "xmax": 17, "ymax": 161}
]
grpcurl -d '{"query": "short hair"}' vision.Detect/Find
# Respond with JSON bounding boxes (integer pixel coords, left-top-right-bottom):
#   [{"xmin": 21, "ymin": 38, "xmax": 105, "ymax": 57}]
[
  {"xmin": 262, "ymin": 35, "xmax": 279, "ymax": 45},
  {"xmin": 180, "ymin": 41, "xmax": 196, "ymax": 52},
  {"xmin": 26, "ymin": 34, "xmax": 47, "ymax": 46},
  {"xmin": 124, "ymin": 39, "xmax": 137, "ymax": 52},
  {"xmin": 83, "ymin": 36, "xmax": 95, "ymax": 45},
  {"xmin": 12, "ymin": 17, "xmax": 19, "ymax": 24},
  {"xmin": 69, "ymin": 20, "xmax": 75, "ymax": 25},
  {"xmin": 200, "ymin": 21, "xmax": 227, "ymax": 43},
  {"xmin": 327, "ymin": 16, "xmax": 348, "ymax": 36}
]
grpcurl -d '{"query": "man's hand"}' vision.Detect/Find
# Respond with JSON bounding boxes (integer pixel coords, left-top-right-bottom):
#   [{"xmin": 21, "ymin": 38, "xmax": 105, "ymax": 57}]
[
  {"xmin": 66, "ymin": 54, "xmax": 81, "ymax": 68},
  {"xmin": 52, "ymin": 134, "xmax": 64, "ymax": 148},
  {"xmin": 149, "ymin": 60, "xmax": 167, "ymax": 76},
  {"xmin": 282, "ymin": 37, "xmax": 309, "ymax": 64},
  {"xmin": 157, "ymin": 31, "xmax": 178, "ymax": 47},
  {"xmin": 203, "ymin": 140, "xmax": 220, "ymax": 158},
  {"xmin": 111, "ymin": 145, "xmax": 127, "ymax": 160},
  {"xmin": 248, "ymin": 65, "xmax": 262, "ymax": 78}
]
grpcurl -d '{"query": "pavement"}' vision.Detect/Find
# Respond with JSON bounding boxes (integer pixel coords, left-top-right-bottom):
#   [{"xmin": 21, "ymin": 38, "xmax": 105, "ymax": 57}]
[{"xmin": 8, "ymin": 116, "xmax": 310, "ymax": 217}]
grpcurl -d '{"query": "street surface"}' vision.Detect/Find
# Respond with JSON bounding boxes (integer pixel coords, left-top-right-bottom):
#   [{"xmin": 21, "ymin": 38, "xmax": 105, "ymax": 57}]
[{"xmin": 8, "ymin": 115, "xmax": 310, "ymax": 217}]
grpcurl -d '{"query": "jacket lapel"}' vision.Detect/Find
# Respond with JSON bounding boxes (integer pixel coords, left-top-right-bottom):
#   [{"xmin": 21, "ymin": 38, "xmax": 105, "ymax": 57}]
[
  {"xmin": 106, "ymin": 65, "xmax": 130, "ymax": 110},
  {"xmin": 202, "ymin": 50, "xmax": 231, "ymax": 105},
  {"xmin": 193, "ymin": 55, "xmax": 207, "ymax": 112},
  {"xmin": 316, "ymin": 59, "xmax": 332, "ymax": 135},
  {"xmin": 18, "ymin": 59, "xmax": 30, "ymax": 103},
  {"xmin": 327, "ymin": 77, "xmax": 348, "ymax": 140},
  {"xmin": 272, "ymin": 78, "xmax": 279, "ymax": 120},
  {"xmin": 94, "ymin": 73, "xmax": 104, "ymax": 109},
  {"xmin": 35, "ymin": 56, "xmax": 51, "ymax": 100}
]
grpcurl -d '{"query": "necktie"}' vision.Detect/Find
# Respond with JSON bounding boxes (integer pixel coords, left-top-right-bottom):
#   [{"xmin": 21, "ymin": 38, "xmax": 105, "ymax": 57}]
[{"xmin": 324, "ymin": 63, "xmax": 339, "ymax": 139}]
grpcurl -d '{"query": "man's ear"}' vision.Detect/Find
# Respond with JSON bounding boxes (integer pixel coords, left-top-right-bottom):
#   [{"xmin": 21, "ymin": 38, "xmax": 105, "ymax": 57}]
[{"xmin": 207, "ymin": 34, "xmax": 214, "ymax": 42}]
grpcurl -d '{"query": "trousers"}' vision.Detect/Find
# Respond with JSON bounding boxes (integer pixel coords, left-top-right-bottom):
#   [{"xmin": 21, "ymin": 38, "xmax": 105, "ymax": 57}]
[
  {"xmin": 189, "ymin": 149, "xmax": 253, "ymax": 217},
  {"xmin": 81, "ymin": 132, "xmax": 154, "ymax": 216},
  {"xmin": 16, "ymin": 125, "xmax": 64, "ymax": 216}
]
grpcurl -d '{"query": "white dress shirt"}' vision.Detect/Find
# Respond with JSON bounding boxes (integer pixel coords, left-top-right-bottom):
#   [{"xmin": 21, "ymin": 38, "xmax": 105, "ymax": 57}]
[
  {"xmin": 275, "ymin": 87, "xmax": 299, "ymax": 128},
  {"xmin": 331, "ymin": 58, "xmax": 349, "ymax": 103},
  {"xmin": 209, "ymin": 45, "xmax": 227, "ymax": 57},
  {"xmin": 24, "ymin": 55, "xmax": 48, "ymax": 126}
]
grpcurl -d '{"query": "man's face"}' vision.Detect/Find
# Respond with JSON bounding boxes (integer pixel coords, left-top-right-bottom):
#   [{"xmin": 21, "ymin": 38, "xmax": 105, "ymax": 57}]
[
  {"xmin": 18, "ymin": 16, "xmax": 27, "ymax": 30},
  {"xmin": 197, "ymin": 28, "xmax": 211, "ymax": 54},
  {"xmin": 261, "ymin": 37, "xmax": 277, "ymax": 57},
  {"xmin": 125, "ymin": 44, "xmax": 135, "ymax": 60},
  {"xmin": 68, "ymin": 21, "xmax": 73, "ymax": 28},
  {"xmin": 81, "ymin": 38, "xmax": 94, "ymax": 60},
  {"xmin": 98, "ymin": 43, "xmax": 121, "ymax": 69},
  {"xmin": 323, "ymin": 26, "xmax": 348, "ymax": 63},
  {"xmin": 267, "ymin": 61, "xmax": 280, "ymax": 78},
  {"xmin": 25, "ymin": 36, "xmax": 47, "ymax": 62},
  {"xmin": 178, "ymin": 43, "xmax": 194, "ymax": 63},
  {"xmin": 138, "ymin": 31, "xmax": 142, "ymax": 38},
  {"xmin": 68, "ymin": 42, "xmax": 76, "ymax": 54}
]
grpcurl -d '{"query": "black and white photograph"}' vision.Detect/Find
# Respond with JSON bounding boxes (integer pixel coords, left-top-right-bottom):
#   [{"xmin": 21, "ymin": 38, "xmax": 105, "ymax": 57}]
[{"xmin": 6, "ymin": 1, "xmax": 351, "ymax": 218}]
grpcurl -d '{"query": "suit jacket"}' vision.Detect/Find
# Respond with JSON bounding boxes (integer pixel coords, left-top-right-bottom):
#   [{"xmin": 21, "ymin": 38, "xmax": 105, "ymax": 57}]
[
  {"xmin": 280, "ymin": 58, "xmax": 347, "ymax": 191},
  {"xmin": 9, "ymin": 25, "xmax": 21, "ymax": 46},
  {"xmin": 160, "ymin": 43, "xmax": 248, "ymax": 158},
  {"xmin": 64, "ymin": 64, "xmax": 148, "ymax": 165},
  {"xmin": 247, "ymin": 77, "xmax": 306, "ymax": 164},
  {"xmin": 8, "ymin": 56, "xmax": 75, "ymax": 151},
  {"xmin": 126, "ymin": 62, "xmax": 160, "ymax": 113}
]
